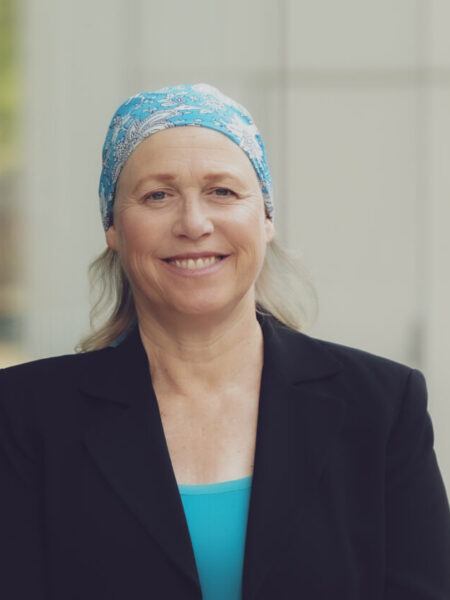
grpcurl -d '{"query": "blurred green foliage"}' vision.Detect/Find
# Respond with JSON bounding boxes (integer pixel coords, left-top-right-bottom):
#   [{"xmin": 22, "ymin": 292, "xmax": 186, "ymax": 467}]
[{"xmin": 0, "ymin": 0, "xmax": 19, "ymax": 173}]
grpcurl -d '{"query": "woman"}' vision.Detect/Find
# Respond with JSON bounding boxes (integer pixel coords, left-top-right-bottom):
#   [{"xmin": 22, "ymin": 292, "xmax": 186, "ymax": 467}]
[{"xmin": 1, "ymin": 83, "xmax": 449, "ymax": 600}]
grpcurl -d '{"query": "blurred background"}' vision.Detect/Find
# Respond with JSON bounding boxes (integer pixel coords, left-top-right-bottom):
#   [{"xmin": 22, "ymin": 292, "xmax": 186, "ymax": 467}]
[{"xmin": 1, "ymin": 0, "xmax": 449, "ymax": 486}]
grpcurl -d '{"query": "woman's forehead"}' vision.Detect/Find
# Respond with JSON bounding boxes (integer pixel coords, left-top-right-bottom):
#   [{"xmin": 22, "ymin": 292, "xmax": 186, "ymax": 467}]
[
  {"xmin": 120, "ymin": 127, "xmax": 258, "ymax": 183},
  {"xmin": 131, "ymin": 126, "xmax": 246, "ymax": 156}
]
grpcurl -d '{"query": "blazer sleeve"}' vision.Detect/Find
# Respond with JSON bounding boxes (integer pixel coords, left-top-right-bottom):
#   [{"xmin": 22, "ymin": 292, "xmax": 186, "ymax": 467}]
[
  {"xmin": 0, "ymin": 370, "xmax": 48, "ymax": 599},
  {"xmin": 384, "ymin": 368, "xmax": 450, "ymax": 599}
]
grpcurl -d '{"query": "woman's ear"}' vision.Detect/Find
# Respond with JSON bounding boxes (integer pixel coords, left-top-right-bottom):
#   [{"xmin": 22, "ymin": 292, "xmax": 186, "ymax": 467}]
[
  {"xmin": 264, "ymin": 217, "xmax": 275, "ymax": 244},
  {"xmin": 105, "ymin": 225, "xmax": 118, "ymax": 251}
]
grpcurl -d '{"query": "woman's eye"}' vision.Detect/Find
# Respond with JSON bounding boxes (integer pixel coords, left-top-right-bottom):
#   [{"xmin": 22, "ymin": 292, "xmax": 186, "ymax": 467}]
[
  {"xmin": 214, "ymin": 188, "xmax": 234, "ymax": 196},
  {"xmin": 145, "ymin": 191, "xmax": 166, "ymax": 201}
]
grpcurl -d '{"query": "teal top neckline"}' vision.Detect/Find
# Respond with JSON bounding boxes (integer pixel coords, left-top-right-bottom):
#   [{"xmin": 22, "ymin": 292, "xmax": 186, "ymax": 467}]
[
  {"xmin": 177, "ymin": 474, "xmax": 253, "ymax": 598},
  {"xmin": 178, "ymin": 475, "xmax": 253, "ymax": 495}
]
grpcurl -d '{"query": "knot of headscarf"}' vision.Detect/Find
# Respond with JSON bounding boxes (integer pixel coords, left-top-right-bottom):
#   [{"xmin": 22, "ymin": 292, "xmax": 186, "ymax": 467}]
[{"xmin": 99, "ymin": 83, "xmax": 274, "ymax": 231}]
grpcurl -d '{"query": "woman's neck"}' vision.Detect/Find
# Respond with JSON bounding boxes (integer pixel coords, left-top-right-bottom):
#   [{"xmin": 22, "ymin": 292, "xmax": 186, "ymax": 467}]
[{"xmin": 136, "ymin": 302, "xmax": 264, "ymax": 406}]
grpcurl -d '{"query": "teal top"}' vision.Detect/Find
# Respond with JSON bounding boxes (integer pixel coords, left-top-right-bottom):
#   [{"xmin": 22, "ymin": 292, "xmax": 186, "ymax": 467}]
[{"xmin": 178, "ymin": 475, "xmax": 253, "ymax": 600}]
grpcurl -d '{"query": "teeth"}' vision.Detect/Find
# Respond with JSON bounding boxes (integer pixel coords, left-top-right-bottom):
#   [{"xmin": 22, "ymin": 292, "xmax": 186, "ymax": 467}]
[{"xmin": 171, "ymin": 256, "xmax": 221, "ymax": 270}]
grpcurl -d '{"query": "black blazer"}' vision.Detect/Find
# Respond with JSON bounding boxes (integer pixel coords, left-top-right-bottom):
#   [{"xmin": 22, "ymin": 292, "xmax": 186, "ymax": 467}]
[{"xmin": 1, "ymin": 314, "xmax": 449, "ymax": 600}]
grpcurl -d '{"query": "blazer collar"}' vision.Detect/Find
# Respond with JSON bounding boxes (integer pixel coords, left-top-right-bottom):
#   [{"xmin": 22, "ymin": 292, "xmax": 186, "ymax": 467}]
[
  {"xmin": 80, "ymin": 314, "xmax": 346, "ymax": 599},
  {"xmin": 79, "ymin": 312, "xmax": 343, "ymax": 406}
]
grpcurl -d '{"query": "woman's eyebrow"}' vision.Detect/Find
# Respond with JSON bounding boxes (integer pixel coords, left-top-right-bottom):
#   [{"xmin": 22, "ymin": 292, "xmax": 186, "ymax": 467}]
[
  {"xmin": 132, "ymin": 171, "xmax": 245, "ymax": 193},
  {"xmin": 132, "ymin": 173, "xmax": 176, "ymax": 193},
  {"xmin": 202, "ymin": 171, "xmax": 245, "ymax": 184}
]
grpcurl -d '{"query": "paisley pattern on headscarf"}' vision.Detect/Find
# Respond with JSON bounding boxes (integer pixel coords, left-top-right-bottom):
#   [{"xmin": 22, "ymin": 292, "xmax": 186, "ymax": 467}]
[{"xmin": 99, "ymin": 83, "xmax": 274, "ymax": 231}]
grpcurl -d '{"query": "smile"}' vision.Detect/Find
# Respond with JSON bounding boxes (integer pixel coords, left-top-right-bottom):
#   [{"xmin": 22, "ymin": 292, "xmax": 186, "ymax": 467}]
[
  {"xmin": 162, "ymin": 254, "xmax": 228, "ymax": 276},
  {"xmin": 166, "ymin": 256, "xmax": 224, "ymax": 270}
]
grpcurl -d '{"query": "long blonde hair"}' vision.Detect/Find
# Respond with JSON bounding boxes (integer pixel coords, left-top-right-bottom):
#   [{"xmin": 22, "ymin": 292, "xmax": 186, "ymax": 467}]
[{"xmin": 76, "ymin": 238, "xmax": 318, "ymax": 352}]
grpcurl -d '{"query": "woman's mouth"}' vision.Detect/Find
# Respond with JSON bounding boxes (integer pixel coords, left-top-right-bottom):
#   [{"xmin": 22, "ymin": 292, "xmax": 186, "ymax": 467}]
[
  {"xmin": 162, "ymin": 254, "xmax": 228, "ymax": 275},
  {"xmin": 165, "ymin": 255, "xmax": 224, "ymax": 270}
]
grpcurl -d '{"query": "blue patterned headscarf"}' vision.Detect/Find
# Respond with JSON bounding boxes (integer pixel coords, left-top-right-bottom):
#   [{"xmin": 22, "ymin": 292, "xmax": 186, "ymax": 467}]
[{"xmin": 99, "ymin": 83, "xmax": 274, "ymax": 231}]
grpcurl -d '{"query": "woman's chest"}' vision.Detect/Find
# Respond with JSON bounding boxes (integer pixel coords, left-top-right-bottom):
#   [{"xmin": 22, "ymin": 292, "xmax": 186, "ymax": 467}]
[{"xmin": 157, "ymin": 394, "xmax": 260, "ymax": 485}]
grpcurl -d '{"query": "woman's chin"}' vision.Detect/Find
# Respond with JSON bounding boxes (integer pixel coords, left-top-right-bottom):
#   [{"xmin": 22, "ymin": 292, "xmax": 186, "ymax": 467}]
[
  {"xmin": 135, "ymin": 286, "xmax": 254, "ymax": 322},
  {"xmin": 157, "ymin": 295, "xmax": 245, "ymax": 321},
  {"xmin": 171, "ymin": 301, "xmax": 231, "ymax": 318}
]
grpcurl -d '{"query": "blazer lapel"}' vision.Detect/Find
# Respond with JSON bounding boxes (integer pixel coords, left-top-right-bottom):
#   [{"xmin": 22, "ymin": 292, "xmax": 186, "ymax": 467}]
[
  {"xmin": 241, "ymin": 315, "xmax": 346, "ymax": 600},
  {"xmin": 80, "ymin": 327, "xmax": 202, "ymax": 594},
  {"xmin": 79, "ymin": 314, "xmax": 346, "ymax": 600}
]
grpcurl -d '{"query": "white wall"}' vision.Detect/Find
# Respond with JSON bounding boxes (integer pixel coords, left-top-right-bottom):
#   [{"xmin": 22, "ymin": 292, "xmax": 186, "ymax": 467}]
[
  {"xmin": 22, "ymin": 0, "xmax": 128, "ymax": 355},
  {"xmin": 22, "ymin": 0, "xmax": 450, "ymax": 487},
  {"xmin": 424, "ymin": 0, "xmax": 450, "ymax": 486}
]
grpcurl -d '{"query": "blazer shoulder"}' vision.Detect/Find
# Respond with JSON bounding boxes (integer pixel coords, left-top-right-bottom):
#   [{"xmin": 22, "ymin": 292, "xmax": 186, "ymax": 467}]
[
  {"xmin": 308, "ymin": 333, "xmax": 418, "ymax": 392},
  {"xmin": 263, "ymin": 315, "xmax": 416, "ymax": 389},
  {"xmin": 314, "ymin": 335, "xmax": 412, "ymax": 372},
  {"xmin": 1, "ymin": 346, "xmax": 114, "ymax": 390},
  {"xmin": 298, "ymin": 333, "xmax": 429, "ymax": 433}
]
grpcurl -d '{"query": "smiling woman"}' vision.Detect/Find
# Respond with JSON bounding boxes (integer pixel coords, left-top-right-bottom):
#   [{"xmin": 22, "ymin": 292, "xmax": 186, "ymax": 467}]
[
  {"xmin": 104, "ymin": 126, "xmax": 274, "ymax": 326},
  {"xmin": 1, "ymin": 83, "xmax": 449, "ymax": 600},
  {"xmin": 77, "ymin": 88, "xmax": 315, "ymax": 352}
]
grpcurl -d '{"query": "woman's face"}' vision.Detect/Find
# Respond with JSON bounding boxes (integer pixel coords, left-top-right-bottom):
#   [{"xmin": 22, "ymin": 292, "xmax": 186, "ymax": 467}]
[{"xmin": 106, "ymin": 126, "xmax": 274, "ymax": 320}]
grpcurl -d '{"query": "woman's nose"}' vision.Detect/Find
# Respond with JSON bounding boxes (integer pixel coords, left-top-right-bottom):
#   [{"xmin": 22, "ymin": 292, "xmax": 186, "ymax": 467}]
[{"xmin": 171, "ymin": 195, "xmax": 214, "ymax": 239}]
